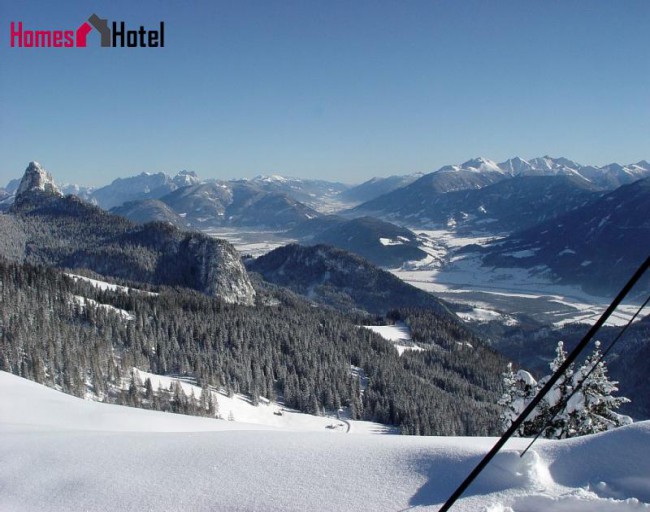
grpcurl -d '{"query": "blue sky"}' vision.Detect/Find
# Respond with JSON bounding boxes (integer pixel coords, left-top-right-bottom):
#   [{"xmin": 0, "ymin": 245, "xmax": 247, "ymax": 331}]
[{"xmin": 1, "ymin": 0, "xmax": 648, "ymax": 186}]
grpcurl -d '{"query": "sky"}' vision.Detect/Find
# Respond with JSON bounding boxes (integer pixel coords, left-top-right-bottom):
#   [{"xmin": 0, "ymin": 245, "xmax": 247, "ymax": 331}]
[{"xmin": 1, "ymin": 0, "xmax": 648, "ymax": 186}]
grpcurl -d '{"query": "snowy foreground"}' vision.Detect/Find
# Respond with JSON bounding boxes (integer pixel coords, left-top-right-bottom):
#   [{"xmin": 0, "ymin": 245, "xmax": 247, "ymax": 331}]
[{"xmin": 1, "ymin": 372, "xmax": 649, "ymax": 512}]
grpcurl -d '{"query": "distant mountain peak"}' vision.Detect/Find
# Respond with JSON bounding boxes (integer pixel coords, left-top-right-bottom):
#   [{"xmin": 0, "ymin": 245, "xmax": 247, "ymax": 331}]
[
  {"xmin": 139, "ymin": 171, "xmax": 166, "ymax": 178},
  {"xmin": 498, "ymin": 156, "xmax": 534, "ymax": 175},
  {"xmin": 438, "ymin": 157, "xmax": 504, "ymax": 175},
  {"xmin": 173, "ymin": 170, "xmax": 201, "ymax": 187},
  {"xmin": 603, "ymin": 163, "xmax": 625, "ymax": 172},
  {"xmin": 15, "ymin": 161, "xmax": 62, "ymax": 201},
  {"xmin": 530, "ymin": 156, "xmax": 582, "ymax": 170},
  {"xmin": 254, "ymin": 174, "xmax": 290, "ymax": 183},
  {"xmin": 462, "ymin": 156, "xmax": 497, "ymax": 166}
]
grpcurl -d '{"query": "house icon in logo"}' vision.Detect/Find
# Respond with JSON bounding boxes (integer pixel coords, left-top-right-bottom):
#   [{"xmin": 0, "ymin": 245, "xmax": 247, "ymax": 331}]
[{"xmin": 87, "ymin": 14, "xmax": 111, "ymax": 47}]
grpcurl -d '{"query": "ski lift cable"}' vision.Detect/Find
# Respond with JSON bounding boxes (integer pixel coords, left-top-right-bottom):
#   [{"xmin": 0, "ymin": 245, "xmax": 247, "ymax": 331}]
[
  {"xmin": 438, "ymin": 254, "xmax": 650, "ymax": 512},
  {"xmin": 519, "ymin": 291, "xmax": 650, "ymax": 458}
]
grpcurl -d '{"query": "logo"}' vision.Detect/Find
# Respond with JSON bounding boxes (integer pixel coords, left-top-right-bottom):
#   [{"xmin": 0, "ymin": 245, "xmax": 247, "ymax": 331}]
[{"xmin": 10, "ymin": 14, "xmax": 165, "ymax": 48}]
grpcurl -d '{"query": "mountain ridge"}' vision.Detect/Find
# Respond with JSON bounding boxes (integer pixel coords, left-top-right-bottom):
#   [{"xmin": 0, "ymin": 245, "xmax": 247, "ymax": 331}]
[
  {"xmin": 2, "ymin": 163, "xmax": 256, "ymax": 305},
  {"xmin": 478, "ymin": 177, "xmax": 650, "ymax": 295}
]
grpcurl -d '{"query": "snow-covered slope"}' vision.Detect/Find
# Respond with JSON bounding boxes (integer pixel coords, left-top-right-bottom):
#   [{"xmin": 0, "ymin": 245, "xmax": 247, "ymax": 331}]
[
  {"xmin": 362, "ymin": 323, "xmax": 425, "ymax": 355},
  {"xmin": 340, "ymin": 172, "xmax": 424, "ymax": 203},
  {"xmin": 2, "ymin": 371, "xmax": 649, "ymax": 511},
  {"xmin": 481, "ymin": 177, "xmax": 650, "ymax": 295},
  {"xmin": 129, "ymin": 368, "xmax": 389, "ymax": 434}
]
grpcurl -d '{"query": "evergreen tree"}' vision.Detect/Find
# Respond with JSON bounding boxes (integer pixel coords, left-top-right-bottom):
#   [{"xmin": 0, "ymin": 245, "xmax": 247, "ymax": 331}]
[
  {"xmin": 500, "ymin": 341, "xmax": 632, "ymax": 439},
  {"xmin": 538, "ymin": 341, "xmax": 576, "ymax": 439},
  {"xmin": 128, "ymin": 374, "xmax": 141, "ymax": 407},
  {"xmin": 498, "ymin": 363, "xmax": 540, "ymax": 436},
  {"xmin": 144, "ymin": 377, "xmax": 154, "ymax": 400},
  {"xmin": 568, "ymin": 341, "xmax": 632, "ymax": 435}
]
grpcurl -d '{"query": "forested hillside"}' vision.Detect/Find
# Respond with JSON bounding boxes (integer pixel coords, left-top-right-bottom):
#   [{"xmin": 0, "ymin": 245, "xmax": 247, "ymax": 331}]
[
  {"xmin": 0, "ymin": 257, "xmax": 503, "ymax": 435},
  {"xmin": 247, "ymin": 244, "xmax": 449, "ymax": 315},
  {"xmin": 2, "ymin": 180, "xmax": 255, "ymax": 304}
]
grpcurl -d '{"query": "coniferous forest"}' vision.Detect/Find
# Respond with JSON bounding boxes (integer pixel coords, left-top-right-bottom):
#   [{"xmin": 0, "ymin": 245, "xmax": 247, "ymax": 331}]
[{"xmin": 0, "ymin": 256, "xmax": 504, "ymax": 435}]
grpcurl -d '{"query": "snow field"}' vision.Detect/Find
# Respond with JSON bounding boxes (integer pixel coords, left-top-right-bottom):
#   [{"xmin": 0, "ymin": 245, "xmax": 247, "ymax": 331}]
[
  {"xmin": 202, "ymin": 228, "xmax": 296, "ymax": 257},
  {"xmin": 362, "ymin": 324, "xmax": 425, "ymax": 355},
  {"xmin": 1, "ymin": 372, "xmax": 649, "ymax": 511},
  {"xmin": 66, "ymin": 273, "xmax": 158, "ymax": 296},
  {"xmin": 131, "ymin": 369, "xmax": 389, "ymax": 434},
  {"xmin": 73, "ymin": 295, "xmax": 135, "ymax": 321},
  {"xmin": 455, "ymin": 306, "xmax": 518, "ymax": 326}
]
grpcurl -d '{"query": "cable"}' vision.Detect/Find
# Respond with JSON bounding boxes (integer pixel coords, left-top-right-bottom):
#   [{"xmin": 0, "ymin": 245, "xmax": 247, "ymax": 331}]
[
  {"xmin": 438, "ymin": 255, "xmax": 650, "ymax": 512},
  {"xmin": 519, "ymin": 292, "xmax": 650, "ymax": 458}
]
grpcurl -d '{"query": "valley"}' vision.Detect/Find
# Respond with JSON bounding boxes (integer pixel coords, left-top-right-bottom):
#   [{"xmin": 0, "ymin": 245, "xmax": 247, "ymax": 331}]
[
  {"xmin": 203, "ymin": 227, "xmax": 297, "ymax": 257},
  {"xmin": 199, "ymin": 224, "xmax": 644, "ymax": 329},
  {"xmin": 392, "ymin": 229, "xmax": 645, "ymax": 328}
]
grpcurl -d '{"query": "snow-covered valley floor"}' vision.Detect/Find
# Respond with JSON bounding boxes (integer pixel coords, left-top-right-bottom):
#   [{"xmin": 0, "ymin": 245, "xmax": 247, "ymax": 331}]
[
  {"xmin": 1, "ymin": 371, "xmax": 648, "ymax": 512},
  {"xmin": 202, "ymin": 226, "xmax": 644, "ymax": 329},
  {"xmin": 394, "ymin": 230, "xmax": 645, "ymax": 328},
  {"xmin": 203, "ymin": 228, "xmax": 296, "ymax": 258}
]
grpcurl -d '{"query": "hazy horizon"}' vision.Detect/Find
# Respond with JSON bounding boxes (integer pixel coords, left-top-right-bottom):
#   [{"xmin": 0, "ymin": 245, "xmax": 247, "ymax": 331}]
[{"xmin": 4, "ymin": 153, "xmax": 650, "ymax": 190}]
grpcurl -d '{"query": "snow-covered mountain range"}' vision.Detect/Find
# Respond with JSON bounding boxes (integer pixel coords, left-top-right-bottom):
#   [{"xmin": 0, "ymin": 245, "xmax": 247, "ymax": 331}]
[
  {"xmin": 350, "ymin": 156, "xmax": 650, "ymax": 227},
  {"xmin": 88, "ymin": 170, "xmax": 200, "ymax": 209},
  {"xmin": 4, "ymin": 156, "xmax": 648, "ymax": 214}
]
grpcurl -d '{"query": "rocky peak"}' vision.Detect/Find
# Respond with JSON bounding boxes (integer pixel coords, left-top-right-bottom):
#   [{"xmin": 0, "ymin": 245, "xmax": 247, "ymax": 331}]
[
  {"xmin": 15, "ymin": 162, "xmax": 62, "ymax": 201},
  {"xmin": 173, "ymin": 170, "xmax": 201, "ymax": 187},
  {"xmin": 633, "ymin": 160, "xmax": 650, "ymax": 172},
  {"xmin": 498, "ymin": 156, "xmax": 534, "ymax": 175}
]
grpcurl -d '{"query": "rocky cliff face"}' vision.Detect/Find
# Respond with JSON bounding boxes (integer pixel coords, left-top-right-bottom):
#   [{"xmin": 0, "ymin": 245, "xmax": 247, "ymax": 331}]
[
  {"xmin": 184, "ymin": 235, "xmax": 256, "ymax": 304},
  {"xmin": 14, "ymin": 162, "xmax": 62, "ymax": 203}
]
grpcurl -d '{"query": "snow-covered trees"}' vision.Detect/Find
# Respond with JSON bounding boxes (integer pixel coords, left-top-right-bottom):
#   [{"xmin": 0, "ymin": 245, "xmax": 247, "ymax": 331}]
[
  {"xmin": 499, "ymin": 341, "xmax": 632, "ymax": 439},
  {"xmin": 569, "ymin": 341, "xmax": 632, "ymax": 436},
  {"xmin": 498, "ymin": 363, "xmax": 541, "ymax": 436},
  {"xmin": 1, "ymin": 256, "xmax": 505, "ymax": 436}
]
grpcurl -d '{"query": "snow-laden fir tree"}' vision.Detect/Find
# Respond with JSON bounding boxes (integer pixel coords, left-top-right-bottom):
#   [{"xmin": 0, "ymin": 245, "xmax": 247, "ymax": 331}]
[
  {"xmin": 500, "ymin": 341, "xmax": 632, "ymax": 439},
  {"xmin": 567, "ymin": 341, "xmax": 632, "ymax": 436},
  {"xmin": 536, "ymin": 341, "xmax": 576, "ymax": 439},
  {"xmin": 498, "ymin": 363, "xmax": 540, "ymax": 436}
]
